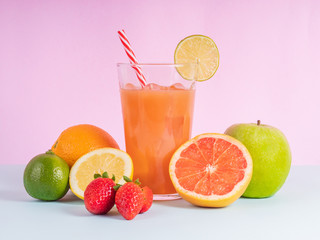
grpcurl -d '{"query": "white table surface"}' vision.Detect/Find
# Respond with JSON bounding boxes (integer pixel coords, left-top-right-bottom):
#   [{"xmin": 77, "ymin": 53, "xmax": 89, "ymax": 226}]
[{"xmin": 0, "ymin": 165, "xmax": 319, "ymax": 240}]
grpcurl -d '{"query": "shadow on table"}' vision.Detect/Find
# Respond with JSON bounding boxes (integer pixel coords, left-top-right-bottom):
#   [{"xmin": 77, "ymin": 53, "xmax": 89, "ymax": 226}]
[
  {"xmin": 154, "ymin": 199, "xmax": 200, "ymax": 209},
  {"xmin": 58, "ymin": 191, "xmax": 83, "ymax": 205},
  {"xmin": 153, "ymin": 198, "xmax": 234, "ymax": 210},
  {"xmin": 64, "ymin": 204, "xmax": 126, "ymax": 220}
]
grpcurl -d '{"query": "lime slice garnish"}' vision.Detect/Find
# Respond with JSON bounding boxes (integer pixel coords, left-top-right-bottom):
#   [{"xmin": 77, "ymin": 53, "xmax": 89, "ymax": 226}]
[{"xmin": 174, "ymin": 35, "xmax": 219, "ymax": 81}]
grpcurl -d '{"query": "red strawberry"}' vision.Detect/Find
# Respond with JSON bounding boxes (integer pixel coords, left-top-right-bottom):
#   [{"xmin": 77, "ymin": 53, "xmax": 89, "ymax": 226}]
[
  {"xmin": 139, "ymin": 186, "xmax": 153, "ymax": 214},
  {"xmin": 115, "ymin": 180, "xmax": 144, "ymax": 220},
  {"xmin": 84, "ymin": 172, "xmax": 116, "ymax": 215}
]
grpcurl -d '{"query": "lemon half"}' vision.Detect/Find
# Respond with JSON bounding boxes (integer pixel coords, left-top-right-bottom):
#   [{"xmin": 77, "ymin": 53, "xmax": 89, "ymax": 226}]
[{"xmin": 69, "ymin": 148, "xmax": 133, "ymax": 199}]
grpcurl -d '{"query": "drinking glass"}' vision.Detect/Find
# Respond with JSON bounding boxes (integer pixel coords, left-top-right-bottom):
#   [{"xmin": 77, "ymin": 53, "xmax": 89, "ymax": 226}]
[{"xmin": 118, "ymin": 63, "xmax": 197, "ymax": 200}]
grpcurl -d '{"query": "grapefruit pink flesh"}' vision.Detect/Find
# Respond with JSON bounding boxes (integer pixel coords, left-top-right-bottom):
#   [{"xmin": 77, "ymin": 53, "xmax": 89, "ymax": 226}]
[
  {"xmin": 169, "ymin": 133, "xmax": 252, "ymax": 207},
  {"xmin": 175, "ymin": 138, "xmax": 247, "ymax": 196}
]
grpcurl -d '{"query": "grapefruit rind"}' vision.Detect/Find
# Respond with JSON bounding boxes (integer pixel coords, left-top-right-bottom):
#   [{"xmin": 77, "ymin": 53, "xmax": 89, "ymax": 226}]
[
  {"xmin": 169, "ymin": 133, "xmax": 252, "ymax": 207},
  {"xmin": 69, "ymin": 148, "xmax": 133, "ymax": 199}
]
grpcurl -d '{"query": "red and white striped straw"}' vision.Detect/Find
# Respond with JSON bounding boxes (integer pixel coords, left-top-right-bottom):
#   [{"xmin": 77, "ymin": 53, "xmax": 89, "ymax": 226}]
[{"xmin": 118, "ymin": 30, "xmax": 146, "ymax": 87}]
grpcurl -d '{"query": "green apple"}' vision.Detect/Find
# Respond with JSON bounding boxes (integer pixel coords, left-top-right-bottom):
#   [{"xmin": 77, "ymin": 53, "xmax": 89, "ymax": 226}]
[{"xmin": 225, "ymin": 120, "xmax": 291, "ymax": 198}]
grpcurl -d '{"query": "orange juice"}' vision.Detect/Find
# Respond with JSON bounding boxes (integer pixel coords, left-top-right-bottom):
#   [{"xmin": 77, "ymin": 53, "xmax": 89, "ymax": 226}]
[{"xmin": 120, "ymin": 86, "xmax": 195, "ymax": 194}]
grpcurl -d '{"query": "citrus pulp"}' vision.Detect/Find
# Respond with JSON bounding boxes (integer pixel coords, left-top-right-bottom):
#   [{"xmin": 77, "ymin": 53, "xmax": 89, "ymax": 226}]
[
  {"xmin": 69, "ymin": 148, "xmax": 133, "ymax": 199},
  {"xmin": 174, "ymin": 35, "xmax": 219, "ymax": 81},
  {"xmin": 169, "ymin": 133, "xmax": 252, "ymax": 207}
]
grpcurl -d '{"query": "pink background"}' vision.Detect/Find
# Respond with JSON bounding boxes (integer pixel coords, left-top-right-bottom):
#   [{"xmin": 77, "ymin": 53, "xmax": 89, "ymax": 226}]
[{"xmin": 0, "ymin": 0, "xmax": 319, "ymax": 165}]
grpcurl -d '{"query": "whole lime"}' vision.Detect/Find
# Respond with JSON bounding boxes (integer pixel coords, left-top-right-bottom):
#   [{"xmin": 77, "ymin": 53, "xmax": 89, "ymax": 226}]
[{"xmin": 23, "ymin": 150, "xmax": 70, "ymax": 201}]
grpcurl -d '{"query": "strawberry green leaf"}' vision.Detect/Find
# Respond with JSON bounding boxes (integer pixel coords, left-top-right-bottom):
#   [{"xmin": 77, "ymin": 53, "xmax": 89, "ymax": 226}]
[
  {"xmin": 123, "ymin": 176, "xmax": 132, "ymax": 182},
  {"xmin": 113, "ymin": 184, "xmax": 121, "ymax": 191},
  {"xmin": 102, "ymin": 172, "xmax": 109, "ymax": 178},
  {"xmin": 134, "ymin": 178, "xmax": 141, "ymax": 185},
  {"xmin": 94, "ymin": 173, "xmax": 101, "ymax": 179}
]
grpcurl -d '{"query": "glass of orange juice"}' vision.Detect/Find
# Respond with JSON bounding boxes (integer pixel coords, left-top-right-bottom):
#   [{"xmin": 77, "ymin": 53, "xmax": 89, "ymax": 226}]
[{"xmin": 118, "ymin": 63, "xmax": 197, "ymax": 200}]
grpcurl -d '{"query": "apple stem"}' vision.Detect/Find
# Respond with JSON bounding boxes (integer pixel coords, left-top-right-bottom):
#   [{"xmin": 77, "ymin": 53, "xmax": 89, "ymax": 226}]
[{"xmin": 257, "ymin": 120, "xmax": 261, "ymax": 126}]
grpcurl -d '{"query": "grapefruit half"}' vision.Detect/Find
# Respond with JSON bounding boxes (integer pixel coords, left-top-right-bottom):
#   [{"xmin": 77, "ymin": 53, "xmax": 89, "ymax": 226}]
[{"xmin": 169, "ymin": 133, "xmax": 252, "ymax": 207}]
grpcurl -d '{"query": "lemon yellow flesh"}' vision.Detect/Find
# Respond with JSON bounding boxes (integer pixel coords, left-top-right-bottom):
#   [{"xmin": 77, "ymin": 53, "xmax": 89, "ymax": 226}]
[{"xmin": 69, "ymin": 148, "xmax": 133, "ymax": 199}]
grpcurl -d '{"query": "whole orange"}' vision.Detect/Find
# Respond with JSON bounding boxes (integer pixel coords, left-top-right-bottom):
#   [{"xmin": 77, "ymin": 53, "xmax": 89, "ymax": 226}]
[{"xmin": 51, "ymin": 124, "xmax": 119, "ymax": 167}]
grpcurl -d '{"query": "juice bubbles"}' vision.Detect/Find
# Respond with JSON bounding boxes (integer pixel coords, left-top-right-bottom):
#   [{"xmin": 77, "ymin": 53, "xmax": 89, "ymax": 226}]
[{"xmin": 120, "ymin": 84, "xmax": 195, "ymax": 195}]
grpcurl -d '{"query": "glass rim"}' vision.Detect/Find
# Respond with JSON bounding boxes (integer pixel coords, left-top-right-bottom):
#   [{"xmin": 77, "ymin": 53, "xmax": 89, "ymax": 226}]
[{"xmin": 117, "ymin": 62, "xmax": 197, "ymax": 67}]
